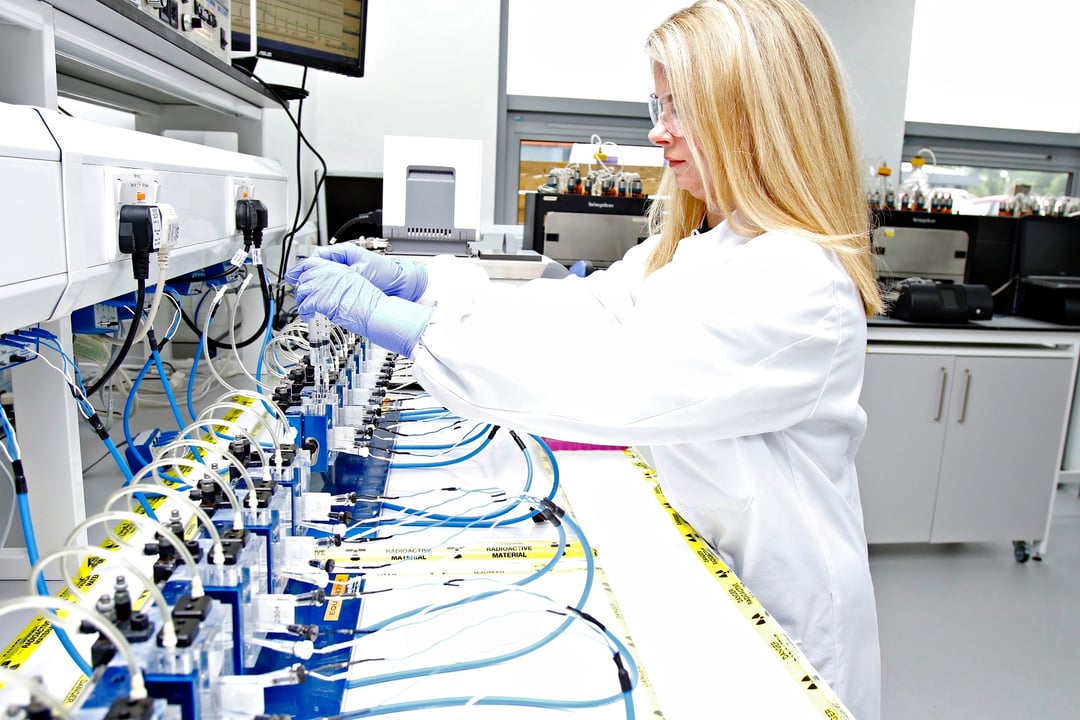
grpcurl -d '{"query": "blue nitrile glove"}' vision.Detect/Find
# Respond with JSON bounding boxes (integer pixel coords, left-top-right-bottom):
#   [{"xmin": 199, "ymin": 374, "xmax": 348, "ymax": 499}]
[
  {"xmin": 312, "ymin": 244, "xmax": 428, "ymax": 302},
  {"xmin": 285, "ymin": 258, "xmax": 433, "ymax": 357}
]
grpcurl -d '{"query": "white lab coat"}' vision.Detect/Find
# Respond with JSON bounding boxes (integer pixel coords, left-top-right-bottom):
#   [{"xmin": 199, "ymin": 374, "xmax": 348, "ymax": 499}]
[{"xmin": 410, "ymin": 219, "xmax": 881, "ymax": 720}]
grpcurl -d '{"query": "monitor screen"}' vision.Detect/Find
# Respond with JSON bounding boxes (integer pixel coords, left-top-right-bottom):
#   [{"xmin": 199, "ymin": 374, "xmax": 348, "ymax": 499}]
[
  {"xmin": 1016, "ymin": 217, "xmax": 1080, "ymax": 278},
  {"xmin": 231, "ymin": 1, "xmax": 367, "ymax": 78}
]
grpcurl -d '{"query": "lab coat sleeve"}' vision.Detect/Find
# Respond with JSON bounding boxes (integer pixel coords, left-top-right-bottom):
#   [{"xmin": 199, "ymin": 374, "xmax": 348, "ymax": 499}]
[
  {"xmin": 416, "ymin": 239, "xmax": 658, "ymax": 317},
  {"xmin": 410, "ymin": 233, "xmax": 854, "ymax": 446}
]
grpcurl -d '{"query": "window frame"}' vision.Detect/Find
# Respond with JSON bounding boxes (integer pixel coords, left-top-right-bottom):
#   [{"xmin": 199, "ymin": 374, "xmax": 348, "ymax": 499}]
[{"xmin": 902, "ymin": 122, "xmax": 1079, "ymax": 198}]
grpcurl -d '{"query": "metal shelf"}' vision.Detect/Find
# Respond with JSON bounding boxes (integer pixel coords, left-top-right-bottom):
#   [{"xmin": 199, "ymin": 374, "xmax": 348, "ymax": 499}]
[{"xmin": 50, "ymin": 0, "xmax": 276, "ymax": 117}]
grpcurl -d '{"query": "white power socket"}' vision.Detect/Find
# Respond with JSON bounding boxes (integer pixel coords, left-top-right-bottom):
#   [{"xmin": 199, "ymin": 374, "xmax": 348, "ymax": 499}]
[
  {"xmin": 227, "ymin": 176, "xmax": 256, "ymax": 235},
  {"xmin": 109, "ymin": 169, "xmax": 161, "ymax": 207}
]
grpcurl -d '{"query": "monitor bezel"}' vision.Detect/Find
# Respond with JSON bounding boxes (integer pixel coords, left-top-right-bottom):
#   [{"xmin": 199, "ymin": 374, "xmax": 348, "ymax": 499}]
[{"xmin": 231, "ymin": 2, "xmax": 368, "ymax": 78}]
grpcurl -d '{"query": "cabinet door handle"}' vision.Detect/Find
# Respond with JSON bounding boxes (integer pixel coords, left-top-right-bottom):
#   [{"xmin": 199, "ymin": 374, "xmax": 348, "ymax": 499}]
[
  {"xmin": 934, "ymin": 367, "xmax": 948, "ymax": 421},
  {"xmin": 958, "ymin": 369, "xmax": 972, "ymax": 423}
]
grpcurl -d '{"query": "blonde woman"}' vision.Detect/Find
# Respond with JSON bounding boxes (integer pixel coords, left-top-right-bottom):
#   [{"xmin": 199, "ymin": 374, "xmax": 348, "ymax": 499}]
[{"xmin": 287, "ymin": 1, "xmax": 882, "ymax": 716}]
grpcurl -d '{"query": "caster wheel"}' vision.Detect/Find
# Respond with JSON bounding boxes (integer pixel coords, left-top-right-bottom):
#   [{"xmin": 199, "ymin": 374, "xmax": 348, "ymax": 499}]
[{"xmin": 1013, "ymin": 541, "xmax": 1031, "ymax": 563}]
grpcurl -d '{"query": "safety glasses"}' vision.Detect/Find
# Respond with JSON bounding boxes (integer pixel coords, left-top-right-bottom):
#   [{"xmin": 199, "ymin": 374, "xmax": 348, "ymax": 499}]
[{"xmin": 648, "ymin": 93, "xmax": 683, "ymax": 137}]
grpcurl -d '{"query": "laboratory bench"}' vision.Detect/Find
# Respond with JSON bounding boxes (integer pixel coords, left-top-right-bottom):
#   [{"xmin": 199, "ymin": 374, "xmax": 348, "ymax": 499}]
[{"xmin": 860, "ymin": 315, "xmax": 1080, "ymax": 559}]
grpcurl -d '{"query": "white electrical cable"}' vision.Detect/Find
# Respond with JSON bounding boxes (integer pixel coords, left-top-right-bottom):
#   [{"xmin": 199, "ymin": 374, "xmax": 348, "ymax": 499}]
[
  {"xmin": 102, "ymin": 484, "xmax": 225, "ymax": 567},
  {"xmin": 200, "ymin": 284, "xmax": 237, "ymax": 394},
  {"xmin": 1, "ymin": 461, "xmax": 16, "ymax": 547},
  {"xmin": 67, "ymin": 512, "xmax": 205, "ymax": 599},
  {"xmin": 128, "ymin": 458, "xmax": 244, "ymax": 533},
  {"xmin": 0, "ymin": 667, "xmax": 75, "ymax": 719},
  {"xmin": 30, "ymin": 548, "xmax": 177, "ymax": 648},
  {"xmin": 206, "ymin": 389, "xmax": 292, "ymax": 440},
  {"xmin": 0, "ymin": 596, "xmax": 148, "ymax": 700},
  {"xmin": 197, "ymin": 403, "xmax": 285, "ymax": 472},
  {"xmin": 227, "ymin": 272, "xmax": 276, "ymax": 393},
  {"xmin": 131, "ymin": 245, "xmax": 171, "ymax": 346},
  {"xmin": 156, "ymin": 435, "xmax": 269, "ymax": 479},
  {"xmin": 174, "ymin": 417, "xmax": 271, "ymax": 472},
  {"xmin": 201, "ymin": 391, "xmax": 294, "ymax": 469},
  {"xmin": 262, "ymin": 334, "xmax": 311, "ymax": 378}
]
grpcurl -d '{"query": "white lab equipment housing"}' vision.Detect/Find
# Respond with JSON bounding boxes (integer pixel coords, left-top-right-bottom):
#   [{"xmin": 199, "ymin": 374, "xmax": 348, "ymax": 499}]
[
  {"xmin": 381, "ymin": 135, "xmax": 483, "ymax": 255},
  {"xmin": 0, "ymin": 102, "xmax": 288, "ymax": 335}
]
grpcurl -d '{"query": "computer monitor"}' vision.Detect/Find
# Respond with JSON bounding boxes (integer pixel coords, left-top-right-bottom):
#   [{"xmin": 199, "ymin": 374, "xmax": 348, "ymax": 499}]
[
  {"xmin": 1016, "ymin": 216, "xmax": 1080, "ymax": 278},
  {"xmin": 323, "ymin": 175, "xmax": 384, "ymax": 243},
  {"xmin": 231, "ymin": 1, "xmax": 368, "ymax": 78}
]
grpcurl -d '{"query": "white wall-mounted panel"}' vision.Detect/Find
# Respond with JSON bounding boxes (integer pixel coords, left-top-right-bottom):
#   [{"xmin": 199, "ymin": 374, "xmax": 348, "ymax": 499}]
[
  {"xmin": 0, "ymin": 109, "xmax": 289, "ymax": 324},
  {"xmin": 0, "ymin": 104, "xmax": 66, "ymax": 334}
]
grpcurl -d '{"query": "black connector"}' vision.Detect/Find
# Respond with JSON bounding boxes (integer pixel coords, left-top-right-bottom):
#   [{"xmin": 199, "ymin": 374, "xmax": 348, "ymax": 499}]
[
  {"xmin": 85, "ymin": 413, "xmax": 110, "ymax": 441},
  {"xmin": 236, "ymin": 198, "xmax": 269, "ymax": 250},
  {"xmin": 117, "ymin": 205, "xmax": 162, "ymax": 280},
  {"xmin": 11, "ymin": 459, "xmax": 27, "ymax": 495},
  {"xmin": 20, "ymin": 699, "xmax": 53, "ymax": 720},
  {"xmin": 614, "ymin": 652, "xmax": 633, "ymax": 692},
  {"xmin": 104, "ymin": 697, "xmax": 156, "ymax": 720},
  {"xmin": 286, "ymin": 624, "xmax": 319, "ymax": 641},
  {"xmin": 172, "ymin": 594, "xmax": 212, "ymax": 621},
  {"xmin": 158, "ymin": 615, "xmax": 199, "ymax": 647},
  {"xmin": 540, "ymin": 498, "xmax": 566, "ymax": 518},
  {"xmin": 330, "ymin": 210, "xmax": 383, "ymax": 243}
]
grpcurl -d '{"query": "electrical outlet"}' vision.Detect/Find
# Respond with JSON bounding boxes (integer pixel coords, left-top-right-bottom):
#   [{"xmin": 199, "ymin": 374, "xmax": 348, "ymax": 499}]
[
  {"xmin": 228, "ymin": 176, "xmax": 256, "ymax": 235},
  {"xmin": 108, "ymin": 169, "xmax": 161, "ymax": 208}
]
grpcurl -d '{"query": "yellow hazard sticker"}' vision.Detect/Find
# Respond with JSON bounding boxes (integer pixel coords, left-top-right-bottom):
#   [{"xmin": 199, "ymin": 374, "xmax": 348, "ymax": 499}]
[
  {"xmin": 0, "ymin": 393, "xmax": 267, "ymax": 703},
  {"xmin": 622, "ymin": 447, "xmax": 853, "ymax": 720}
]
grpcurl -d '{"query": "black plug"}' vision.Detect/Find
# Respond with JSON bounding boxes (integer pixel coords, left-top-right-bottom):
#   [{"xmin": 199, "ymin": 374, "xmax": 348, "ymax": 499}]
[
  {"xmin": 236, "ymin": 198, "xmax": 269, "ymax": 250},
  {"xmin": 118, "ymin": 205, "xmax": 162, "ymax": 280}
]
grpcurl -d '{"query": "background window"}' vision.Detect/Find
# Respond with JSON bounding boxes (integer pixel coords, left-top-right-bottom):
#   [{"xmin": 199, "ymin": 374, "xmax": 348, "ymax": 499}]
[{"xmin": 514, "ymin": 139, "xmax": 663, "ymax": 223}]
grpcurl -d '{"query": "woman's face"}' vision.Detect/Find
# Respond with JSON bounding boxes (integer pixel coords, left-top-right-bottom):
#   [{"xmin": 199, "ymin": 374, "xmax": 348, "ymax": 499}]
[{"xmin": 648, "ymin": 67, "xmax": 707, "ymax": 202}]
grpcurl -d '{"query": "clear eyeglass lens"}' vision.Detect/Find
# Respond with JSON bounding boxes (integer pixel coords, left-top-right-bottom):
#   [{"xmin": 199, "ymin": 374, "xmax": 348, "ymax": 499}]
[
  {"xmin": 648, "ymin": 93, "xmax": 681, "ymax": 136},
  {"xmin": 648, "ymin": 94, "xmax": 663, "ymax": 125}
]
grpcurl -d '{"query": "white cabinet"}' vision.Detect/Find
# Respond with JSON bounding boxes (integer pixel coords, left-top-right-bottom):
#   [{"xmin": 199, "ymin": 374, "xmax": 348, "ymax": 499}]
[{"xmin": 857, "ymin": 322, "xmax": 1080, "ymax": 557}]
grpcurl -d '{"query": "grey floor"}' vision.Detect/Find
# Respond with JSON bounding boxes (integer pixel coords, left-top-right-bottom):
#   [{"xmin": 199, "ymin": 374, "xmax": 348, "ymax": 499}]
[
  {"xmin": 3, "ymin": 460, "xmax": 1080, "ymax": 719},
  {"xmin": 870, "ymin": 483, "xmax": 1080, "ymax": 720}
]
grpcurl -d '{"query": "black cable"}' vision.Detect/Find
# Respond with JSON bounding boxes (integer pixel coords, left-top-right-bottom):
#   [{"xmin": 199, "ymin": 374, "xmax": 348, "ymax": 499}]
[
  {"xmin": 236, "ymin": 66, "xmax": 329, "ymax": 328},
  {"xmin": 57, "ymin": 105, "xmax": 73, "ymax": 117},
  {"xmin": 178, "ymin": 267, "xmax": 270, "ymax": 350},
  {"xmin": 86, "ymin": 281, "xmax": 146, "ymax": 396},
  {"xmin": 212, "ymin": 264, "xmax": 271, "ymax": 350},
  {"xmin": 284, "ymin": 67, "xmax": 309, "ymax": 287},
  {"xmin": 330, "ymin": 211, "xmax": 383, "ymax": 244}
]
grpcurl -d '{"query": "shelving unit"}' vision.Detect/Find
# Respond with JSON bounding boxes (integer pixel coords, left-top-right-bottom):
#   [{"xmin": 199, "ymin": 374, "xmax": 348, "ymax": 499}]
[{"xmin": 0, "ymin": 0, "xmax": 286, "ymax": 578}]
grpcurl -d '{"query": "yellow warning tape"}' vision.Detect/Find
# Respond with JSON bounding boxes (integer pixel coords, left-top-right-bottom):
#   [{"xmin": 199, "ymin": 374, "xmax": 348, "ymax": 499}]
[
  {"xmin": 0, "ymin": 395, "xmax": 259, "ymax": 701},
  {"xmin": 622, "ymin": 448, "xmax": 853, "ymax": 720},
  {"xmin": 316, "ymin": 540, "xmax": 593, "ymax": 566}
]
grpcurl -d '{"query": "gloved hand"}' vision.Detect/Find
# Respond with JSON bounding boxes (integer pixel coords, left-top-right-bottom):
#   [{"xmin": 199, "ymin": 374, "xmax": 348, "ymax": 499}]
[
  {"xmin": 285, "ymin": 258, "xmax": 433, "ymax": 357},
  {"xmin": 311, "ymin": 244, "xmax": 428, "ymax": 302}
]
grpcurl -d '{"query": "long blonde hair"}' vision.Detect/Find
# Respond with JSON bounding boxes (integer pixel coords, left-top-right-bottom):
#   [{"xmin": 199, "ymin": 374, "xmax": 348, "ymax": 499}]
[{"xmin": 644, "ymin": 0, "xmax": 882, "ymax": 317}]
